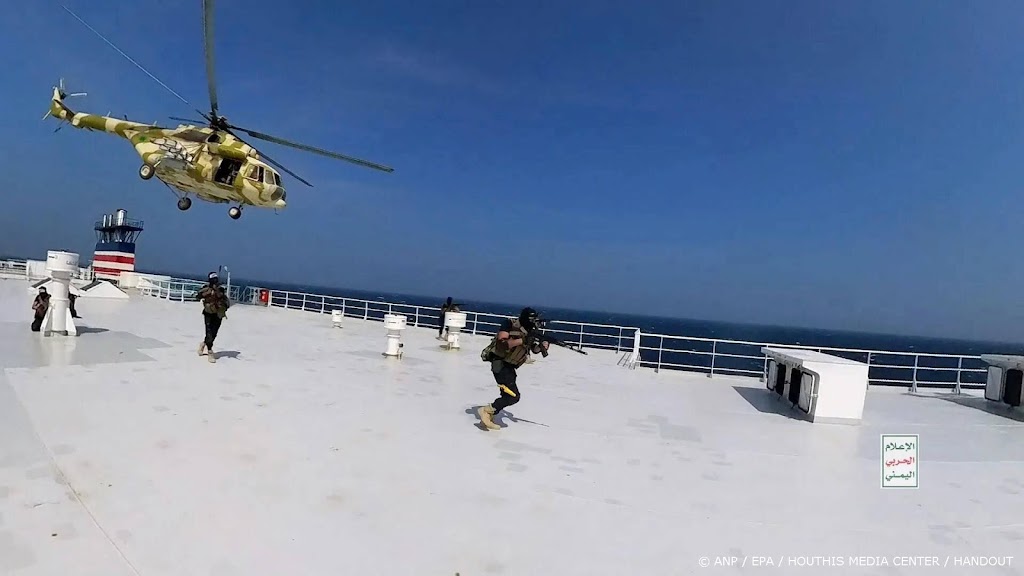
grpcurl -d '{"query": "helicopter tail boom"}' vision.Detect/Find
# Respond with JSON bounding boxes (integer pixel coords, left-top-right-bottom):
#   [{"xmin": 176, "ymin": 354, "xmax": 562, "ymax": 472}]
[{"xmin": 45, "ymin": 80, "xmax": 151, "ymax": 139}]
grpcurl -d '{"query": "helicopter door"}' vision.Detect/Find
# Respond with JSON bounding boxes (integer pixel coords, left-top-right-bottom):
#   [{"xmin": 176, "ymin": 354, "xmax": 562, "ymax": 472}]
[{"xmin": 213, "ymin": 157, "xmax": 243, "ymax": 185}]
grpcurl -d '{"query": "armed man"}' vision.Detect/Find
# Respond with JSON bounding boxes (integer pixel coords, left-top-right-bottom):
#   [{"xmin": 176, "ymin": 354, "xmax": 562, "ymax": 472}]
[
  {"xmin": 196, "ymin": 272, "xmax": 231, "ymax": 363},
  {"xmin": 30, "ymin": 287, "xmax": 50, "ymax": 332},
  {"xmin": 477, "ymin": 307, "xmax": 550, "ymax": 430},
  {"xmin": 437, "ymin": 296, "xmax": 460, "ymax": 340}
]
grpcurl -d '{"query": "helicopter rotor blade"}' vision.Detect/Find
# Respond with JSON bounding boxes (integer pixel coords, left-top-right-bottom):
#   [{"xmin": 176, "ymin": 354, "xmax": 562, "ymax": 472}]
[
  {"xmin": 226, "ymin": 123, "xmax": 395, "ymax": 173},
  {"xmin": 58, "ymin": 2, "xmax": 208, "ymax": 120},
  {"xmin": 201, "ymin": 0, "xmax": 220, "ymax": 120},
  {"xmin": 169, "ymin": 116, "xmax": 211, "ymax": 125},
  {"xmin": 223, "ymin": 128, "xmax": 314, "ymax": 187},
  {"xmin": 257, "ymin": 151, "xmax": 314, "ymax": 188}
]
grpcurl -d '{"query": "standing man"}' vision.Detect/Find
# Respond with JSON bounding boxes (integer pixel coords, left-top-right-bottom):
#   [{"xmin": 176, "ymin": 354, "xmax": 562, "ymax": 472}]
[
  {"xmin": 69, "ymin": 293, "xmax": 81, "ymax": 318},
  {"xmin": 437, "ymin": 296, "xmax": 460, "ymax": 340},
  {"xmin": 196, "ymin": 272, "xmax": 231, "ymax": 363},
  {"xmin": 477, "ymin": 307, "xmax": 549, "ymax": 430}
]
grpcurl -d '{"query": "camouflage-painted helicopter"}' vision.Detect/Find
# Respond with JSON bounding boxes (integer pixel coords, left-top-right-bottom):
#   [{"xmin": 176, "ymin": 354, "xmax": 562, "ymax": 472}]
[{"xmin": 45, "ymin": 1, "xmax": 393, "ymax": 220}]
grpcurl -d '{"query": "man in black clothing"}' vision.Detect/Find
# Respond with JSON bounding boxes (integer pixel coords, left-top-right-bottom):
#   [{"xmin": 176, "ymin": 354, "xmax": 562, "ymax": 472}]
[
  {"xmin": 438, "ymin": 296, "xmax": 460, "ymax": 339},
  {"xmin": 196, "ymin": 272, "xmax": 231, "ymax": 362},
  {"xmin": 477, "ymin": 307, "xmax": 548, "ymax": 430}
]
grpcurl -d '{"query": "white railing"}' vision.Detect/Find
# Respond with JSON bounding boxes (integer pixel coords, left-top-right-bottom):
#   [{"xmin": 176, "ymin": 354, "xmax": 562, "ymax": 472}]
[
  {"xmin": 136, "ymin": 277, "xmax": 245, "ymax": 302},
  {"xmin": 254, "ymin": 288, "xmax": 641, "ymax": 354},
  {"xmin": 0, "ymin": 260, "xmax": 28, "ymax": 279},
  {"xmin": 127, "ymin": 278, "xmax": 991, "ymax": 394},
  {"xmin": 0, "ymin": 258, "xmax": 95, "ymax": 282},
  {"xmin": 635, "ymin": 332, "xmax": 988, "ymax": 394}
]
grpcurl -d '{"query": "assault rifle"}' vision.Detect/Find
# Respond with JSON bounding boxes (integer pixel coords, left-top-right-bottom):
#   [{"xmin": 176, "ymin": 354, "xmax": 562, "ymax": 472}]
[{"xmin": 527, "ymin": 319, "xmax": 588, "ymax": 357}]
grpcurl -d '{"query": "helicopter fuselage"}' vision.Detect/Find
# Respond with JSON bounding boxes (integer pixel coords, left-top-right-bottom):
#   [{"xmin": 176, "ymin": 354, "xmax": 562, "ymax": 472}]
[
  {"xmin": 47, "ymin": 90, "xmax": 287, "ymax": 214},
  {"xmin": 50, "ymin": 0, "xmax": 392, "ymax": 220}
]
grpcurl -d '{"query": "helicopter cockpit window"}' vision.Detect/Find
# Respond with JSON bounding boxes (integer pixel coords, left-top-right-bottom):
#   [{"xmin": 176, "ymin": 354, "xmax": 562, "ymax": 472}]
[
  {"xmin": 263, "ymin": 169, "xmax": 277, "ymax": 185},
  {"xmin": 273, "ymin": 172, "xmax": 281, "ymax": 186},
  {"xmin": 246, "ymin": 165, "xmax": 264, "ymax": 182},
  {"xmin": 207, "ymin": 133, "xmax": 222, "ymax": 143}
]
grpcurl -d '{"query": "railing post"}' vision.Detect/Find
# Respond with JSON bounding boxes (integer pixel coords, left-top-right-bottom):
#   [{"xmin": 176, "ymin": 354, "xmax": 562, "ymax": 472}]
[
  {"xmin": 656, "ymin": 336, "xmax": 663, "ymax": 373},
  {"xmin": 320, "ymin": 298, "xmax": 325, "ymax": 314},
  {"xmin": 954, "ymin": 357, "xmax": 963, "ymax": 395},
  {"xmin": 414, "ymin": 308, "xmax": 420, "ymax": 327},
  {"xmin": 632, "ymin": 330, "xmax": 641, "ymax": 369},
  {"xmin": 761, "ymin": 355, "xmax": 768, "ymax": 382},
  {"xmin": 866, "ymin": 352, "xmax": 872, "ymax": 389},
  {"xmin": 911, "ymin": 355, "xmax": 919, "ymax": 393},
  {"xmin": 302, "ymin": 294, "xmax": 307, "ymax": 311},
  {"xmin": 472, "ymin": 313, "xmax": 478, "ymax": 335},
  {"xmin": 708, "ymin": 340, "xmax": 716, "ymax": 377},
  {"xmin": 617, "ymin": 327, "xmax": 623, "ymax": 353},
  {"xmin": 578, "ymin": 324, "xmax": 584, "ymax": 348},
  {"xmin": 364, "ymin": 302, "xmax": 368, "ymax": 320}
]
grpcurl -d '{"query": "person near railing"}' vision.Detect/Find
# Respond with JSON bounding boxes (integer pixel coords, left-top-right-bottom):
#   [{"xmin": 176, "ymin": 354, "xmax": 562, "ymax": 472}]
[
  {"xmin": 31, "ymin": 287, "xmax": 50, "ymax": 332},
  {"xmin": 437, "ymin": 297, "xmax": 460, "ymax": 340},
  {"xmin": 195, "ymin": 272, "xmax": 231, "ymax": 363},
  {"xmin": 476, "ymin": 307, "xmax": 549, "ymax": 430}
]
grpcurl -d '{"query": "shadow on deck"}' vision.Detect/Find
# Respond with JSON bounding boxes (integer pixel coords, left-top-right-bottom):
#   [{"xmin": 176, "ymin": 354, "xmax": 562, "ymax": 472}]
[
  {"xmin": 923, "ymin": 392, "xmax": 1024, "ymax": 423},
  {"xmin": 731, "ymin": 385, "xmax": 809, "ymax": 422}
]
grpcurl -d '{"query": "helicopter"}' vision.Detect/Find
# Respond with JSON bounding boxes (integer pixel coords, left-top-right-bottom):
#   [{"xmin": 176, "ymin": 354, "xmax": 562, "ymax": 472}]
[{"xmin": 44, "ymin": 0, "xmax": 394, "ymax": 220}]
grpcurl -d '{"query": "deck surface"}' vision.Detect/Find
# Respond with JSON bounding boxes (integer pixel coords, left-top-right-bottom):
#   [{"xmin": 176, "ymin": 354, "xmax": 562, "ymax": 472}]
[{"xmin": 1, "ymin": 278, "xmax": 1022, "ymax": 575}]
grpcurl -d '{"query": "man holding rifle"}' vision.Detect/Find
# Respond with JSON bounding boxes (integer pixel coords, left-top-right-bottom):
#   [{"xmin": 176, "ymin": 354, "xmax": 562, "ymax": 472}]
[{"xmin": 477, "ymin": 307, "xmax": 586, "ymax": 430}]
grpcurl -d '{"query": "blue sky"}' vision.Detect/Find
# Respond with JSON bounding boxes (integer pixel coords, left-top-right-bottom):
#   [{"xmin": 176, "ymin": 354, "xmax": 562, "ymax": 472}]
[{"xmin": 2, "ymin": 0, "xmax": 1024, "ymax": 341}]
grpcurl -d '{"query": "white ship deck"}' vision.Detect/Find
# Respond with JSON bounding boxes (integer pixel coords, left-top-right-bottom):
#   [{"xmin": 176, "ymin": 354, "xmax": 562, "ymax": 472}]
[{"xmin": 1, "ymin": 277, "xmax": 1022, "ymax": 575}]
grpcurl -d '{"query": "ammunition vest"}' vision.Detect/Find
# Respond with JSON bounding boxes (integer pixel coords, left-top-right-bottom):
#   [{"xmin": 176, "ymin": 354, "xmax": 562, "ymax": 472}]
[
  {"xmin": 199, "ymin": 286, "xmax": 229, "ymax": 316},
  {"xmin": 480, "ymin": 318, "xmax": 532, "ymax": 367}
]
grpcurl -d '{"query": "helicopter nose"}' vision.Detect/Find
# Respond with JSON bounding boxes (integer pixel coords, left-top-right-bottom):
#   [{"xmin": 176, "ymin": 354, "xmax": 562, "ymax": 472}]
[{"xmin": 269, "ymin": 187, "xmax": 286, "ymax": 208}]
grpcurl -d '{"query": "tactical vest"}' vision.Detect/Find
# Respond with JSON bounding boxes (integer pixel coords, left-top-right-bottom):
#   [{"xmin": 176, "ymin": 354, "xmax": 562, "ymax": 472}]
[
  {"xmin": 480, "ymin": 318, "xmax": 531, "ymax": 367},
  {"xmin": 200, "ymin": 286, "xmax": 229, "ymax": 316}
]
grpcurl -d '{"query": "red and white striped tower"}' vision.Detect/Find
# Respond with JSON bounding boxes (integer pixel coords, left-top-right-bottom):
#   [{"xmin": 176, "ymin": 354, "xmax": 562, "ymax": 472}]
[{"xmin": 92, "ymin": 208, "xmax": 144, "ymax": 282}]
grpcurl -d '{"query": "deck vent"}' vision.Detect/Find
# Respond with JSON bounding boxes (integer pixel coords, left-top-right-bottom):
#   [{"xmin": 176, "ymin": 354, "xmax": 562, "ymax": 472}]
[
  {"xmin": 383, "ymin": 314, "xmax": 407, "ymax": 358},
  {"xmin": 41, "ymin": 250, "xmax": 80, "ymax": 337}
]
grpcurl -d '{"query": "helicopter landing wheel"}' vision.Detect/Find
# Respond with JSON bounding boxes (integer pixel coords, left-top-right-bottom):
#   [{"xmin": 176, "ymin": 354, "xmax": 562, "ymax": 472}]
[
  {"xmin": 228, "ymin": 206, "xmax": 242, "ymax": 220},
  {"xmin": 176, "ymin": 197, "xmax": 192, "ymax": 211},
  {"xmin": 139, "ymin": 163, "xmax": 155, "ymax": 180}
]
